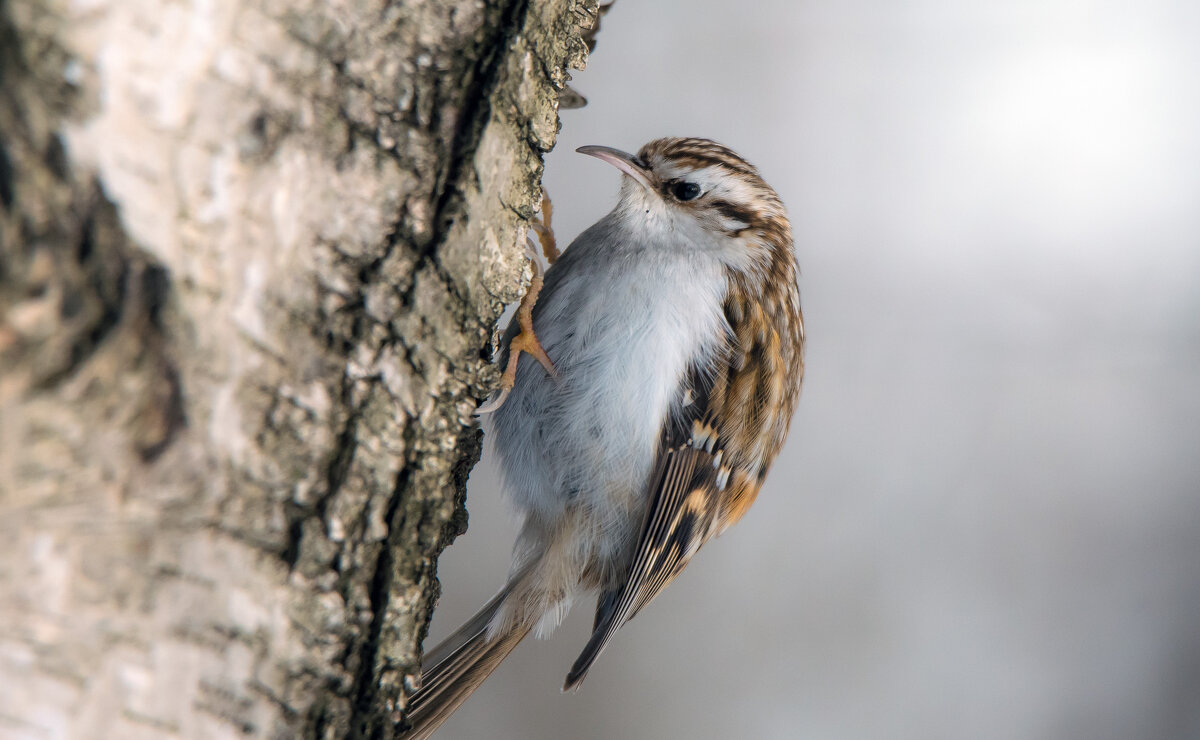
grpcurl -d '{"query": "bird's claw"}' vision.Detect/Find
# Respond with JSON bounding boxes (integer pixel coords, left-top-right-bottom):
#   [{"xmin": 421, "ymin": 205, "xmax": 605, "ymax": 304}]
[{"xmin": 475, "ymin": 386, "xmax": 511, "ymax": 416}]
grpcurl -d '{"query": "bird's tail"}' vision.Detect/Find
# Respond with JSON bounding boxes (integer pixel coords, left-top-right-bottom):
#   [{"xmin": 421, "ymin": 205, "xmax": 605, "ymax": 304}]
[{"xmin": 399, "ymin": 581, "xmax": 531, "ymax": 739}]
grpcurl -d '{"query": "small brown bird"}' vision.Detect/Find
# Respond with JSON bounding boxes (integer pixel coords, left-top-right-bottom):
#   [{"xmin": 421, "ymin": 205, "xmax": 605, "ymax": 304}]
[{"xmin": 402, "ymin": 137, "xmax": 805, "ymax": 738}]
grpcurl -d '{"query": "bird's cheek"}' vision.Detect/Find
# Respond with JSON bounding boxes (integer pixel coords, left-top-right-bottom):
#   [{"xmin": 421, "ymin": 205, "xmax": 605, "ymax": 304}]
[
  {"xmin": 618, "ymin": 179, "xmax": 657, "ymax": 206},
  {"xmin": 713, "ymin": 236, "xmax": 764, "ymax": 273}
]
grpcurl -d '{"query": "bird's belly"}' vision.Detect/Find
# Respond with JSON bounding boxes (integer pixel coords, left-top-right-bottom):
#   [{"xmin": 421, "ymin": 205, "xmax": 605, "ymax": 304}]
[{"xmin": 489, "ymin": 251, "xmax": 727, "ymax": 569}]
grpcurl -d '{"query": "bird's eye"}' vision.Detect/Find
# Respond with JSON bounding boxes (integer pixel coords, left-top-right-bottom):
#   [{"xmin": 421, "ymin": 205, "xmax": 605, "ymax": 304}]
[{"xmin": 670, "ymin": 181, "xmax": 702, "ymax": 201}]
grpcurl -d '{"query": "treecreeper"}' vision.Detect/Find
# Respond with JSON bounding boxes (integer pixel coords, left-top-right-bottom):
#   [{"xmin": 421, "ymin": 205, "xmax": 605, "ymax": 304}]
[{"xmin": 401, "ymin": 137, "xmax": 806, "ymax": 738}]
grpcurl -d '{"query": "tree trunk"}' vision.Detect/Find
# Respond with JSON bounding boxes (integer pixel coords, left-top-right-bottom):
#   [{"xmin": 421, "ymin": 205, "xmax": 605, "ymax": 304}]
[{"xmin": 0, "ymin": 0, "xmax": 595, "ymax": 737}]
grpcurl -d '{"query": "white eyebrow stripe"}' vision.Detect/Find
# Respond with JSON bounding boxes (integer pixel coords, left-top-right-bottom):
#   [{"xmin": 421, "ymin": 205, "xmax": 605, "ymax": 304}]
[{"xmin": 655, "ymin": 163, "xmax": 724, "ymax": 187}]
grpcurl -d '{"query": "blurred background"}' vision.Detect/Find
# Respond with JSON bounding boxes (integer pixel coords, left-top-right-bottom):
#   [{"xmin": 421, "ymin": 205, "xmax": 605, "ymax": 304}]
[{"xmin": 429, "ymin": 2, "xmax": 1200, "ymax": 738}]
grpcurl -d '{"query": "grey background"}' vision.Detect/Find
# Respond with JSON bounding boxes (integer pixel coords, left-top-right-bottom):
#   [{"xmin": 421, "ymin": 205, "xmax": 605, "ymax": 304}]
[{"xmin": 428, "ymin": 2, "xmax": 1200, "ymax": 738}]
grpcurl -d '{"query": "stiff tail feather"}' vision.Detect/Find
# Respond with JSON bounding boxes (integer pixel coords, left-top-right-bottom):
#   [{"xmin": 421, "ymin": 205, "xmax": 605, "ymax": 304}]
[{"xmin": 399, "ymin": 583, "xmax": 530, "ymax": 739}]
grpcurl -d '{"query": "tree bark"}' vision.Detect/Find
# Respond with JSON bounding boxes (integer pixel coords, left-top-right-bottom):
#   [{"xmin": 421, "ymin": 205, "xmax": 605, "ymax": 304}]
[{"xmin": 0, "ymin": 0, "xmax": 595, "ymax": 737}]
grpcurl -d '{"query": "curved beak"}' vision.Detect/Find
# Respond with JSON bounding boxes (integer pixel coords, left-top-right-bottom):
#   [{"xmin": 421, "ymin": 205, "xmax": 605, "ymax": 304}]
[{"xmin": 576, "ymin": 145, "xmax": 654, "ymax": 190}]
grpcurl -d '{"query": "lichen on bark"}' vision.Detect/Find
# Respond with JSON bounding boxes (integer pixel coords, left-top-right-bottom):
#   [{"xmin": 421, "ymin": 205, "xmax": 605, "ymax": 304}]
[{"xmin": 0, "ymin": 0, "xmax": 598, "ymax": 737}]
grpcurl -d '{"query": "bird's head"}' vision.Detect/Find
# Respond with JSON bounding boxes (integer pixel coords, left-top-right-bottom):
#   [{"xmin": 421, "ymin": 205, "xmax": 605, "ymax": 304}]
[{"xmin": 578, "ymin": 137, "xmax": 792, "ymax": 275}]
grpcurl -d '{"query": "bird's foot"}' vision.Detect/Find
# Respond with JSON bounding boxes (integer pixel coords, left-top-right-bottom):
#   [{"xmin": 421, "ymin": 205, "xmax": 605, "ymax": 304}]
[{"xmin": 477, "ymin": 191, "xmax": 559, "ymax": 415}]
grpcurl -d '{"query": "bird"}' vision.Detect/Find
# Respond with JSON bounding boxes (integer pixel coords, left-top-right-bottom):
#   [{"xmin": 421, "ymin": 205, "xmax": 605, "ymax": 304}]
[{"xmin": 400, "ymin": 137, "xmax": 805, "ymax": 738}]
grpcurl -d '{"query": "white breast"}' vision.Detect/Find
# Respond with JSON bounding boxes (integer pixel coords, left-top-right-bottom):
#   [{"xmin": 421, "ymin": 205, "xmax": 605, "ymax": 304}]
[{"xmin": 487, "ymin": 211, "xmax": 729, "ymax": 565}]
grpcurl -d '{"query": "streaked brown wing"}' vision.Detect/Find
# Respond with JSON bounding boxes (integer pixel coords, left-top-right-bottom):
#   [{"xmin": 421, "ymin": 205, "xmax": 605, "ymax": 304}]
[{"xmin": 563, "ymin": 408, "xmax": 730, "ymax": 690}]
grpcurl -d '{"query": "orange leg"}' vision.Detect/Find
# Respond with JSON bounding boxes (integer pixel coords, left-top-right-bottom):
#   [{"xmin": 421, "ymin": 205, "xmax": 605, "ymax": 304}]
[
  {"xmin": 477, "ymin": 191, "xmax": 559, "ymax": 415},
  {"xmin": 529, "ymin": 189, "xmax": 560, "ymax": 264}
]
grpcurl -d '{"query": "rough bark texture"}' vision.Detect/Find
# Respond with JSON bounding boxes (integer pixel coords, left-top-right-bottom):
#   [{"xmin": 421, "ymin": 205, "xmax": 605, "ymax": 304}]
[{"xmin": 0, "ymin": 0, "xmax": 595, "ymax": 737}]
